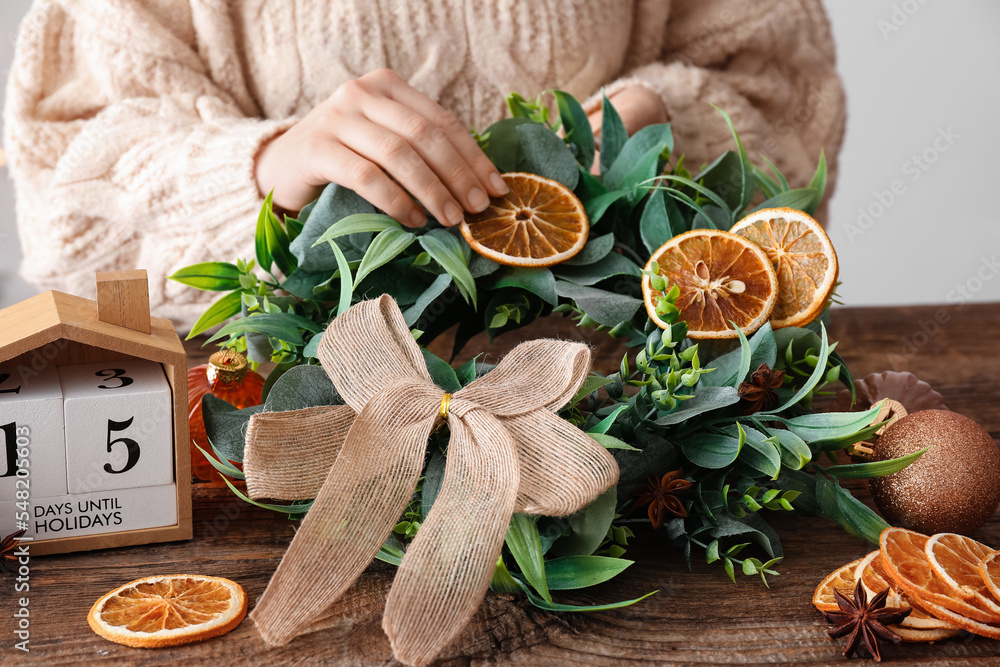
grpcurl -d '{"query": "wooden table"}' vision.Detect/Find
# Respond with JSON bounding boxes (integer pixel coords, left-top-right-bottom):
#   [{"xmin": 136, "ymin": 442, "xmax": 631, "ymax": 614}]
[{"xmin": 5, "ymin": 304, "xmax": 1000, "ymax": 665}]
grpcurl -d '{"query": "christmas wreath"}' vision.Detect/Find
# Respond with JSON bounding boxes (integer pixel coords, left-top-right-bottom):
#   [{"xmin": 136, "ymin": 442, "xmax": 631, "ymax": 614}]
[{"xmin": 172, "ymin": 91, "xmax": 920, "ymax": 612}]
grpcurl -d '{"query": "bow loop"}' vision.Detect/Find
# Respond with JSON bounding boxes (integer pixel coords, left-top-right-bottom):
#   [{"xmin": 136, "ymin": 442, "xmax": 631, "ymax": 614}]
[
  {"xmin": 455, "ymin": 339, "xmax": 592, "ymax": 416},
  {"xmin": 318, "ymin": 296, "xmax": 433, "ymax": 412}
]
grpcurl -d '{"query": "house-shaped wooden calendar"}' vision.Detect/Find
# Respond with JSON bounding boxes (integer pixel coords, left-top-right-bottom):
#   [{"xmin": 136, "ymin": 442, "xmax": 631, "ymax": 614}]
[{"xmin": 0, "ymin": 270, "xmax": 192, "ymax": 555}]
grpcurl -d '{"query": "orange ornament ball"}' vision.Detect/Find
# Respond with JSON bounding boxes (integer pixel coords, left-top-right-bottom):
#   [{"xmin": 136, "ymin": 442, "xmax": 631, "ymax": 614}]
[{"xmin": 869, "ymin": 410, "xmax": 1000, "ymax": 535}]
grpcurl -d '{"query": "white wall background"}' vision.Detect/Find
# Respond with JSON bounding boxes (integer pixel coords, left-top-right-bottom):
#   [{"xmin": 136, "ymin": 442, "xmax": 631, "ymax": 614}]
[{"xmin": 0, "ymin": 0, "xmax": 997, "ymax": 310}]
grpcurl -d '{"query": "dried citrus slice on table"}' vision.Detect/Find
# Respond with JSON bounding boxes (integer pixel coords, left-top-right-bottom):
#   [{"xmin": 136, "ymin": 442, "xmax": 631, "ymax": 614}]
[
  {"xmin": 880, "ymin": 527, "xmax": 1000, "ymax": 624},
  {"xmin": 460, "ymin": 172, "xmax": 588, "ymax": 267},
  {"xmin": 926, "ymin": 533, "xmax": 1000, "ymax": 609},
  {"xmin": 979, "ymin": 550, "xmax": 1000, "ymax": 601},
  {"xmin": 88, "ymin": 574, "xmax": 247, "ymax": 648},
  {"xmin": 854, "ymin": 550, "xmax": 957, "ymax": 632},
  {"xmin": 813, "ymin": 558, "xmax": 862, "ymax": 612},
  {"xmin": 730, "ymin": 207, "xmax": 838, "ymax": 328},
  {"xmin": 642, "ymin": 230, "xmax": 778, "ymax": 338}
]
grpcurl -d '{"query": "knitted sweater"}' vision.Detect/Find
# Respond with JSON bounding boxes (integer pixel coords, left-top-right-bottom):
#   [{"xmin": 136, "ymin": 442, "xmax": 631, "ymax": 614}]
[{"xmin": 4, "ymin": 0, "xmax": 845, "ymax": 329}]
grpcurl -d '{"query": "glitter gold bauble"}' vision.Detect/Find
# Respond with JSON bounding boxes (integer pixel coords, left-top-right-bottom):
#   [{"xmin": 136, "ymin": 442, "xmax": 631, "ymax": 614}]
[{"xmin": 869, "ymin": 410, "xmax": 1000, "ymax": 535}]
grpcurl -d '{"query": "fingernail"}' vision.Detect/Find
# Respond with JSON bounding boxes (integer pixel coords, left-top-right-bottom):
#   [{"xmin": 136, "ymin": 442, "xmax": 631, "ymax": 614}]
[
  {"xmin": 443, "ymin": 201, "xmax": 463, "ymax": 226},
  {"xmin": 410, "ymin": 210, "xmax": 427, "ymax": 227},
  {"xmin": 467, "ymin": 187, "xmax": 488, "ymax": 212},
  {"xmin": 490, "ymin": 172, "xmax": 509, "ymax": 195}
]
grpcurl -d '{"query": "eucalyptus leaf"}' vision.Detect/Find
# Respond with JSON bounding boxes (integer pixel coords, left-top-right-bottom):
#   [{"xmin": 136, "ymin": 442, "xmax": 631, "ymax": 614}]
[
  {"xmin": 639, "ymin": 189, "xmax": 672, "ymax": 256},
  {"xmin": 421, "ymin": 449, "xmax": 447, "ymax": 520},
  {"xmin": 680, "ymin": 429, "xmax": 743, "ymax": 469},
  {"xmin": 550, "ymin": 487, "xmax": 616, "ymax": 557},
  {"xmin": 563, "ymin": 234, "xmax": 615, "ymax": 266},
  {"xmin": 590, "ymin": 433, "xmax": 640, "ymax": 451},
  {"xmin": 738, "ymin": 426, "xmax": 782, "ymax": 479},
  {"xmin": 313, "ymin": 213, "xmax": 402, "ymax": 247},
  {"xmin": 815, "ymin": 474, "xmax": 889, "ymax": 544},
  {"xmin": 516, "ymin": 122, "xmax": 580, "ymax": 189},
  {"xmin": 263, "ymin": 364, "xmax": 340, "ymax": 412},
  {"xmin": 290, "ymin": 184, "xmax": 375, "ymax": 270},
  {"xmin": 599, "ymin": 92, "xmax": 627, "ymax": 175},
  {"xmin": 420, "ymin": 348, "xmax": 461, "ymax": 392},
  {"xmin": 588, "ymin": 405, "xmax": 628, "ymax": 435},
  {"xmin": 505, "ymin": 514, "xmax": 552, "ymax": 604},
  {"xmin": 571, "ymin": 375, "xmax": 614, "ymax": 407},
  {"xmin": 823, "ymin": 447, "xmax": 928, "ymax": 479},
  {"xmin": 553, "ymin": 252, "xmax": 641, "ymax": 286},
  {"xmin": 584, "ymin": 190, "xmax": 629, "ymax": 226},
  {"xmin": 512, "ymin": 577, "xmax": 656, "ymax": 612},
  {"xmin": 804, "ymin": 150, "xmax": 828, "ymax": 215},
  {"xmin": 206, "ymin": 313, "xmax": 320, "ymax": 346},
  {"xmin": 420, "ymin": 230, "xmax": 477, "ymax": 306},
  {"xmin": 757, "ymin": 324, "xmax": 830, "ymax": 415},
  {"xmin": 654, "ymin": 386, "xmax": 740, "ymax": 426},
  {"xmin": 402, "ymin": 273, "xmax": 453, "ymax": 326},
  {"xmin": 543, "ymin": 556, "xmax": 633, "ymax": 590},
  {"xmin": 553, "ymin": 281, "xmax": 642, "ymax": 328},
  {"xmin": 186, "ymin": 290, "xmax": 242, "ymax": 339},
  {"xmin": 201, "ymin": 394, "xmax": 265, "ymax": 462},
  {"xmin": 490, "ymin": 266, "xmax": 558, "ymax": 305},
  {"xmin": 553, "ymin": 89, "xmax": 596, "ymax": 170},
  {"xmin": 168, "ymin": 262, "xmax": 242, "ymax": 292},
  {"xmin": 752, "ymin": 188, "xmax": 818, "ymax": 213},
  {"xmin": 605, "ymin": 123, "xmax": 673, "ymax": 192},
  {"xmin": 353, "ymin": 228, "xmax": 416, "ymax": 286}
]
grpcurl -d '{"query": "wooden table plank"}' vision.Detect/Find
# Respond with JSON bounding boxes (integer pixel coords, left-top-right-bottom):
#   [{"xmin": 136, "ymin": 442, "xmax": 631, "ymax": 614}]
[{"xmin": 4, "ymin": 304, "xmax": 1000, "ymax": 665}]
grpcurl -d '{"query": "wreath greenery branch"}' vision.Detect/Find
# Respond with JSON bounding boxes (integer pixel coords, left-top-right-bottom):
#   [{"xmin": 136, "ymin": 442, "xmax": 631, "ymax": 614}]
[{"xmin": 173, "ymin": 90, "xmax": 922, "ymax": 610}]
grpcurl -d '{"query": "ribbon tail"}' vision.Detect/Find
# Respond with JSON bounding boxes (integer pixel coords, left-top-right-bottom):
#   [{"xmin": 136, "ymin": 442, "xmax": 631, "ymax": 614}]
[
  {"xmin": 251, "ymin": 381, "xmax": 439, "ymax": 646},
  {"xmin": 244, "ymin": 405, "xmax": 356, "ymax": 501},
  {"xmin": 383, "ymin": 409, "xmax": 519, "ymax": 666},
  {"xmin": 505, "ymin": 410, "xmax": 619, "ymax": 516}
]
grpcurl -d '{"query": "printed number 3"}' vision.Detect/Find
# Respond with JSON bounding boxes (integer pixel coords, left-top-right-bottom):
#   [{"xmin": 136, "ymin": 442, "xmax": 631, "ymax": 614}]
[
  {"xmin": 105, "ymin": 418, "xmax": 140, "ymax": 474},
  {"xmin": 96, "ymin": 369, "xmax": 134, "ymax": 389}
]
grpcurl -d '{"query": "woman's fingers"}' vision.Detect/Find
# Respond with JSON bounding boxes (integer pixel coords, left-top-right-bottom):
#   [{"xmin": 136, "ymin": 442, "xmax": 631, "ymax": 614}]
[
  {"xmin": 381, "ymin": 79, "xmax": 509, "ymax": 199},
  {"xmin": 309, "ymin": 140, "xmax": 427, "ymax": 228},
  {"xmin": 334, "ymin": 115, "xmax": 467, "ymax": 226},
  {"xmin": 358, "ymin": 100, "xmax": 489, "ymax": 224}
]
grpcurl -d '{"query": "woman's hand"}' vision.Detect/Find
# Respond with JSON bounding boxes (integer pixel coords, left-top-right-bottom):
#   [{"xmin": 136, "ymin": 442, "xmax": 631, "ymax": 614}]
[
  {"xmin": 588, "ymin": 85, "xmax": 669, "ymax": 174},
  {"xmin": 255, "ymin": 69, "xmax": 509, "ymax": 227}
]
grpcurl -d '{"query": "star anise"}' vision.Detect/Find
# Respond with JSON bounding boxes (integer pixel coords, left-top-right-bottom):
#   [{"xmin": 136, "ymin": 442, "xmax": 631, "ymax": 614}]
[
  {"xmin": 631, "ymin": 468, "xmax": 694, "ymax": 528},
  {"xmin": 0, "ymin": 529, "xmax": 26, "ymax": 573},
  {"xmin": 824, "ymin": 582, "xmax": 910, "ymax": 662},
  {"xmin": 738, "ymin": 363, "xmax": 785, "ymax": 414}
]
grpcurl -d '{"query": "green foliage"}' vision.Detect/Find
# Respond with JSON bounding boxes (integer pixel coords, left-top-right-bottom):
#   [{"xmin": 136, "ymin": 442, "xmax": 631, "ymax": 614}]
[{"xmin": 176, "ymin": 90, "xmax": 911, "ymax": 604}]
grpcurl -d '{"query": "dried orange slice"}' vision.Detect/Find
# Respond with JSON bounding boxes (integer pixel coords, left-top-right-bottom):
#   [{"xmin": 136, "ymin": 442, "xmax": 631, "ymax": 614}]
[
  {"xmin": 905, "ymin": 597, "xmax": 1000, "ymax": 640},
  {"xmin": 926, "ymin": 533, "xmax": 1000, "ymax": 614},
  {"xmin": 460, "ymin": 172, "xmax": 588, "ymax": 267},
  {"xmin": 730, "ymin": 207, "xmax": 838, "ymax": 328},
  {"xmin": 891, "ymin": 625, "xmax": 961, "ymax": 643},
  {"xmin": 854, "ymin": 551, "xmax": 955, "ymax": 630},
  {"xmin": 642, "ymin": 230, "xmax": 778, "ymax": 338},
  {"xmin": 813, "ymin": 559, "xmax": 861, "ymax": 612},
  {"xmin": 979, "ymin": 550, "xmax": 1000, "ymax": 602},
  {"xmin": 88, "ymin": 574, "xmax": 247, "ymax": 648},
  {"xmin": 880, "ymin": 527, "xmax": 1000, "ymax": 624}
]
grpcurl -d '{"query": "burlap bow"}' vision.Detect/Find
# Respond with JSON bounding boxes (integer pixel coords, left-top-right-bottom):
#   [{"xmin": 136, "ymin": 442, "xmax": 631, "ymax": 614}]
[{"xmin": 243, "ymin": 295, "xmax": 619, "ymax": 666}]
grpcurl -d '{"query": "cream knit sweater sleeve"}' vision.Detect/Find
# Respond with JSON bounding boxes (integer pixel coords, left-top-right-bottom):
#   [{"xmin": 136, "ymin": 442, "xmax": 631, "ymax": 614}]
[
  {"xmin": 593, "ymin": 0, "xmax": 845, "ymax": 207},
  {"xmin": 4, "ymin": 0, "xmax": 295, "ymax": 325}
]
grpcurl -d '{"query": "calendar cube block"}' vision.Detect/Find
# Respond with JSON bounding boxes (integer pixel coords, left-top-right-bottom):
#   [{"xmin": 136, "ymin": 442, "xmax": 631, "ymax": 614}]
[
  {"xmin": 0, "ymin": 364, "xmax": 67, "ymax": 500},
  {"xmin": 58, "ymin": 360, "xmax": 173, "ymax": 494},
  {"xmin": 0, "ymin": 483, "xmax": 178, "ymax": 540}
]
